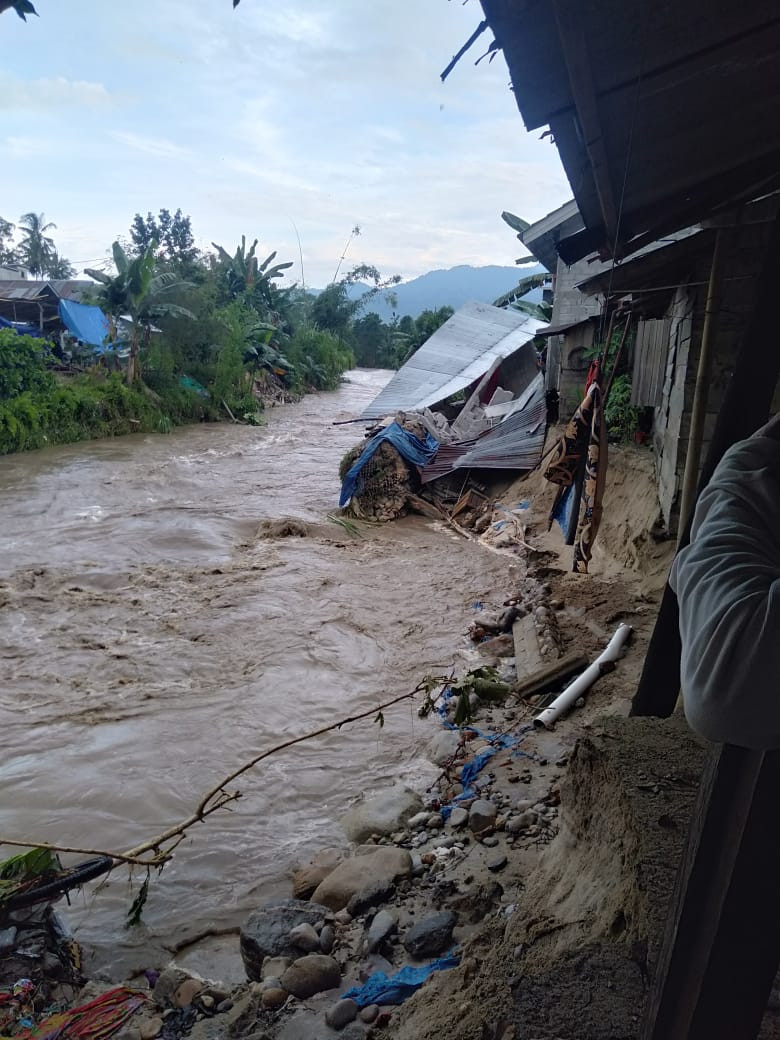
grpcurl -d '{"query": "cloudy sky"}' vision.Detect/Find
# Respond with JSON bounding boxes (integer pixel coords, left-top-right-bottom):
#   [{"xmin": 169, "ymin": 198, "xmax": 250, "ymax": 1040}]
[{"xmin": 1, "ymin": 1, "xmax": 570, "ymax": 286}]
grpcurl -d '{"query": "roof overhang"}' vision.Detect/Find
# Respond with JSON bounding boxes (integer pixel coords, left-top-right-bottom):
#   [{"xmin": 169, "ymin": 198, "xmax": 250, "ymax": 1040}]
[{"xmin": 480, "ymin": 0, "xmax": 780, "ymax": 263}]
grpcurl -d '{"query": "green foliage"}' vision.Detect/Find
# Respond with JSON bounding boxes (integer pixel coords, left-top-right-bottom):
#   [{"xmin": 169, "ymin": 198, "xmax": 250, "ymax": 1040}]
[
  {"xmin": 8, "ymin": 1, "xmax": 38, "ymax": 19},
  {"xmin": 0, "ymin": 847, "xmax": 60, "ymax": 908},
  {"xmin": 14, "ymin": 212, "xmax": 74, "ymax": 277},
  {"xmin": 604, "ymin": 373, "xmax": 639, "ymax": 441},
  {"xmin": 287, "ymin": 323, "xmax": 353, "ymax": 390},
  {"xmin": 126, "ymin": 875, "xmax": 150, "ymax": 928},
  {"xmin": 352, "ymin": 306, "xmax": 453, "ymax": 369},
  {"xmin": 0, "ymin": 330, "xmax": 55, "ymax": 397}
]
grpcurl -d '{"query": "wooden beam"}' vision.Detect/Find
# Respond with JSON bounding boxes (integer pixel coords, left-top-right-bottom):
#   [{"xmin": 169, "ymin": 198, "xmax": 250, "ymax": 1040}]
[
  {"xmin": 642, "ymin": 746, "xmax": 780, "ymax": 1039},
  {"xmin": 511, "ymin": 651, "xmax": 589, "ymax": 700},
  {"xmin": 551, "ymin": 0, "xmax": 621, "ymax": 248},
  {"xmin": 631, "ymin": 204, "xmax": 780, "ymax": 718}
]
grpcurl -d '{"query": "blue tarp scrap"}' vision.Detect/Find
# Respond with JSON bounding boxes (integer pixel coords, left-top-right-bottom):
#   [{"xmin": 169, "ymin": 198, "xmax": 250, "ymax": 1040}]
[
  {"xmin": 341, "ymin": 952, "xmax": 461, "ymax": 1007},
  {"xmin": 0, "ymin": 315, "xmax": 45, "ymax": 338},
  {"xmin": 551, "ymin": 482, "xmax": 576, "ymax": 536},
  {"xmin": 58, "ymin": 299, "xmax": 111, "ymax": 351},
  {"xmin": 339, "ymin": 421, "xmax": 438, "ymax": 507}
]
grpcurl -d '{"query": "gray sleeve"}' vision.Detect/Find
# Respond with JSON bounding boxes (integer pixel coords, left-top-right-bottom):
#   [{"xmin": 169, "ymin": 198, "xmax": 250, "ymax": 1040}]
[{"xmin": 669, "ymin": 436, "xmax": 780, "ymax": 749}]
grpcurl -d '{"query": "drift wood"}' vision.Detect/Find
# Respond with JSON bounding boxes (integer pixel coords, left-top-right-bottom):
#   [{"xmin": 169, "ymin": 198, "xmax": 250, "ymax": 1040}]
[{"xmin": 512, "ymin": 651, "xmax": 590, "ymax": 700}]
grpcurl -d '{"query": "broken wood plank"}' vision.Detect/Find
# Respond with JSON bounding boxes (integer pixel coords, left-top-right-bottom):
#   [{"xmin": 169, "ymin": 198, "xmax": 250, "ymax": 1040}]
[
  {"xmin": 406, "ymin": 494, "xmax": 446, "ymax": 520},
  {"xmin": 511, "ymin": 651, "xmax": 589, "ymax": 700}
]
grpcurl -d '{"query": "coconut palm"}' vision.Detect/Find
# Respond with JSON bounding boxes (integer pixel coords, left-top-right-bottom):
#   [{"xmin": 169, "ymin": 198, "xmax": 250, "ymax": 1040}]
[
  {"xmin": 86, "ymin": 241, "xmax": 195, "ymax": 384},
  {"xmin": 17, "ymin": 212, "xmax": 57, "ymax": 276}
]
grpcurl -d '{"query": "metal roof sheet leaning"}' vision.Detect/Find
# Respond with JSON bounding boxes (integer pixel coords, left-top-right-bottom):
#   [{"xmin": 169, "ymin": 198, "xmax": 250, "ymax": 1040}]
[{"xmin": 361, "ymin": 300, "xmax": 543, "ymax": 420}]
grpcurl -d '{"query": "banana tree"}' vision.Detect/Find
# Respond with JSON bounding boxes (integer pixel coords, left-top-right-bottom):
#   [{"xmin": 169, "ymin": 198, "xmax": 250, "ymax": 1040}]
[
  {"xmin": 493, "ymin": 272, "xmax": 550, "ymax": 312},
  {"xmin": 211, "ymin": 236, "xmax": 293, "ymax": 308},
  {"xmin": 86, "ymin": 242, "xmax": 195, "ymax": 384}
]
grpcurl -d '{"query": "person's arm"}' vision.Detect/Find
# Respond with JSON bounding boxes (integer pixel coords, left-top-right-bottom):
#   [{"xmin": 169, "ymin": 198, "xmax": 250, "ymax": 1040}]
[{"xmin": 670, "ymin": 422, "xmax": 780, "ymax": 748}]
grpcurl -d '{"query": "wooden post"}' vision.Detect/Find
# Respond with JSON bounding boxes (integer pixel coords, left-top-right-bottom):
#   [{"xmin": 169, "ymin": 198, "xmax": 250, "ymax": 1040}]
[
  {"xmin": 641, "ymin": 746, "xmax": 780, "ymax": 1039},
  {"xmin": 631, "ymin": 206, "xmax": 780, "ymax": 718},
  {"xmin": 676, "ymin": 229, "xmax": 726, "ymax": 544}
]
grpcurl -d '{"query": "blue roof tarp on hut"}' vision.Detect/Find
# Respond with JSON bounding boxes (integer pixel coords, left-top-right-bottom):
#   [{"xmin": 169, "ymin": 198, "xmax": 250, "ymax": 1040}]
[
  {"xmin": 58, "ymin": 299, "xmax": 111, "ymax": 352},
  {"xmin": 0, "ymin": 315, "xmax": 45, "ymax": 337}
]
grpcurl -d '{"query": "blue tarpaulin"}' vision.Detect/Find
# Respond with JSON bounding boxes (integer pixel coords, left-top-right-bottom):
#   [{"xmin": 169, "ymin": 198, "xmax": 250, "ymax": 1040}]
[
  {"xmin": 341, "ymin": 953, "xmax": 460, "ymax": 1007},
  {"xmin": 0, "ymin": 315, "xmax": 44, "ymax": 338},
  {"xmin": 58, "ymin": 299, "xmax": 111, "ymax": 352},
  {"xmin": 339, "ymin": 421, "xmax": 438, "ymax": 507}
]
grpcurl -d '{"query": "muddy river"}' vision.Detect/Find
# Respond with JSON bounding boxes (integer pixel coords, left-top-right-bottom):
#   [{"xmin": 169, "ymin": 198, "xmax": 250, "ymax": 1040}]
[{"xmin": 0, "ymin": 369, "xmax": 507, "ymax": 979}]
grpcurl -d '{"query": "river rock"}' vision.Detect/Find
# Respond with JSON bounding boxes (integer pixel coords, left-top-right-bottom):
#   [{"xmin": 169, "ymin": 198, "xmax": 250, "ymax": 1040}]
[
  {"xmin": 360, "ymin": 1005, "xmax": 379, "ymax": 1024},
  {"xmin": 325, "ymin": 999, "xmax": 358, "ymax": 1030},
  {"xmin": 312, "ymin": 848, "xmax": 412, "ymax": 912},
  {"xmin": 481, "ymin": 835, "xmax": 499, "ymax": 848},
  {"xmin": 280, "ymin": 955, "xmax": 341, "ymax": 999},
  {"xmin": 292, "ymin": 849, "xmax": 343, "ymax": 900},
  {"xmin": 139, "ymin": 1019, "xmax": 163, "ymax": 1040},
  {"xmin": 319, "ymin": 925, "xmax": 335, "ymax": 953},
  {"xmin": 289, "ymin": 923, "xmax": 320, "ymax": 952},
  {"xmin": 487, "ymin": 854, "xmax": 508, "ymax": 873},
  {"xmin": 174, "ymin": 979, "xmax": 204, "ymax": 1007},
  {"xmin": 428, "ymin": 729, "xmax": 461, "ymax": 766},
  {"xmin": 469, "ymin": 799, "xmax": 498, "ymax": 832},
  {"xmin": 402, "ymin": 910, "xmax": 456, "ymax": 959},
  {"xmin": 340, "ymin": 785, "xmax": 424, "ymax": 842},
  {"xmin": 262, "ymin": 956, "xmax": 293, "ymax": 980},
  {"xmin": 407, "ymin": 811, "xmax": 430, "ymax": 830},
  {"xmin": 427, "ymin": 813, "xmax": 444, "ymax": 830},
  {"xmin": 449, "ymin": 807, "xmax": 469, "ymax": 829},
  {"xmin": 261, "ymin": 988, "xmax": 288, "ymax": 1010},
  {"xmin": 367, "ymin": 909, "xmax": 397, "ymax": 952},
  {"xmin": 241, "ymin": 900, "xmax": 329, "ymax": 981}
]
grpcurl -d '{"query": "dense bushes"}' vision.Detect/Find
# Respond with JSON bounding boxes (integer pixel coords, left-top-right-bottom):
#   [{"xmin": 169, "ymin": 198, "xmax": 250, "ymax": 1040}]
[{"xmin": 0, "ymin": 331, "xmax": 211, "ymax": 455}]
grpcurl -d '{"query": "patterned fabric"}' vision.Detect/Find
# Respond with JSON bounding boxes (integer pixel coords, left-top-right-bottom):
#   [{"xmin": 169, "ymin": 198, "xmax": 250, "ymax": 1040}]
[
  {"xmin": 8, "ymin": 987, "xmax": 146, "ymax": 1040},
  {"xmin": 543, "ymin": 387, "xmax": 596, "ymax": 488},
  {"xmin": 573, "ymin": 384, "xmax": 608, "ymax": 574}
]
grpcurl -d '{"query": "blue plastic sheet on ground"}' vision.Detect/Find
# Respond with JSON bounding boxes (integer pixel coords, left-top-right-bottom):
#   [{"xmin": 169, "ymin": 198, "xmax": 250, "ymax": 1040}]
[
  {"xmin": 0, "ymin": 315, "xmax": 45, "ymax": 337},
  {"xmin": 339, "ymin": 421, "xmax": 438, "ymax": 507},
  {"xmin": 341, "ymin": 953, "xmax": 460, "ymax": 1007}
]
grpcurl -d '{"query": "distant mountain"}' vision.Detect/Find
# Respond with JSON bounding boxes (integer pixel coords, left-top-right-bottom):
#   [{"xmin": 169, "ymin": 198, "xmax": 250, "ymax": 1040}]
[{"xmin": 315, "ymin": 264, "xmax": 547, "ymax": 320}]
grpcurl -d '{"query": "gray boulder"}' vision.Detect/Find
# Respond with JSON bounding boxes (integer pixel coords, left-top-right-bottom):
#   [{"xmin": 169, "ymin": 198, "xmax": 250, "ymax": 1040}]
[
  {"xmin": 428, "ymin": 729, "xmax": 461, "ymax": 766},
  {"xmin": 291, "ymin": 849, "xmax": 343, "ymax": 900},
  {"xmin": 402, "ymin": 910, "xmax": 456, "ymax": 959},
  {"xmin": 312, "ymin": 848, "xmax": 412, "ymax": 912},
  {"xmin": 280, "ymin": 954, "xmax": 341, "ymax": 999},
  {"xmin": 340, "ymin": 785, "xmax": 423, "ymax": 842},
  {"xmin": 240, "ymin": 900, "xmax": 329, "ymax": 981}
]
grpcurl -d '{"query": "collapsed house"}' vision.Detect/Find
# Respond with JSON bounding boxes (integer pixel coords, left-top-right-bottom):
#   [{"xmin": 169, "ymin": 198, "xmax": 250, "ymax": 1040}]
[{"xmin": 339, "ymin": 300, "xmax": 547, "ymax": 520}]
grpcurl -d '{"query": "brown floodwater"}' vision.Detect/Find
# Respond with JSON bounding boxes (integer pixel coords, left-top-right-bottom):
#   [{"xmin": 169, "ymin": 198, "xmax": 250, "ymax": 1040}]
[{"xmin": 0, "ymin": 369, "xmax": 506, "ymax": 980}]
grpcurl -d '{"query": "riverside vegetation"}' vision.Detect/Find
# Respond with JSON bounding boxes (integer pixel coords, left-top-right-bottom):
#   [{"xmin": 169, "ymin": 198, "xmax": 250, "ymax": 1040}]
[{"xmin": 0, "ymin": 210, "xmax": 452, "ymax": 455}]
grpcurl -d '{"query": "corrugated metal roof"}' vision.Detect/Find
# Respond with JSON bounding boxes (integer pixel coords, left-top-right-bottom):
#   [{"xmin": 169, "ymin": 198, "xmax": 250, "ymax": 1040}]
[
  {"xmin": 0, "ymin": 279, "xmax": 92, "ymax": 302},
  {"xmin": 420, "ymin": 374, "xmax": 547, "ymax": 482},
  {"xmin": 361, "ymin": 301, "xmax": 543, "ymax": 420}
]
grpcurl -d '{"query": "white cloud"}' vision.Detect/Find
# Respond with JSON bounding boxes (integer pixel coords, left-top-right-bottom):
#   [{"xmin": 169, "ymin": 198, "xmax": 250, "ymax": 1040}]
[
  {"xmin": 0, "ymin": 73, "xmax": 111, "ymax": 110},
  {"xmin": 109, "ymin": 132, "xmax": 191, "ymax": 161}
]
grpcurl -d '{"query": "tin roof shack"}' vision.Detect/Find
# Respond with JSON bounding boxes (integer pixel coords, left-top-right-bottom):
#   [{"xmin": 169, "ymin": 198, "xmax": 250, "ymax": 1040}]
[
  {"xmin": 0, "ymin": 280, "xmax": 93, "ymax": 332},
  {"xmin": 576, "ymin": 197, "xmax": 779, "ymax": 533}
]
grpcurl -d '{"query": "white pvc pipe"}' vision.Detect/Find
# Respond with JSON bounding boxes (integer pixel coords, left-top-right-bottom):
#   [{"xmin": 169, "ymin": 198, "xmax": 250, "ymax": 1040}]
[{"xmin": 533, "ymin": 623, "xmax": 633, "ymax": 730}]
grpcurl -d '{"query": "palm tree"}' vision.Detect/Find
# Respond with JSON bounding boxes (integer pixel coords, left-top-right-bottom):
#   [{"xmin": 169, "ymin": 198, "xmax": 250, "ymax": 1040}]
[
  {"xmin": 86, "ymin": 241, "xmax": 195, "ymax": 384},
  {"xmin": 17, "ymin": 212, "xmax": 57, "ymax": 276}
]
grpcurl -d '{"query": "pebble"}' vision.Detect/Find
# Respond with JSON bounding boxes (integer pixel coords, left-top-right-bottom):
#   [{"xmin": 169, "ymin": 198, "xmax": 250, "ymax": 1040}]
[
  {"xmin": 403, "ymin": 910, "xmax": 457, "ymax": 958},
  {"xmin": 359, "ymin": 1004, "xmax": 379, "ymax": 1024},
  {"xmin": 199, "ymin": 996, "xmax": 215, "ymax": 1010},
  {"xmin": 481, "ymin": 835, "xmax": 499, "ymax": 848},
  {"xmin": 139, "ymin": 1018, "xmax": 163, "ymax": 1040},
  {"xmin": 325, "ymin": 999, "xmax": 358, "ymax": 1030},
  {"xmin": 261, "ymin": 988, "xmax": 287, "ymax": 1010},
  {"xmin": 260, "ymin": 977, "xmax": 283, "ymax": 992},
  {"xmin": 469, "ymin": 799, "xmax": 498, "ymax": 832},
  {"xmin": 216, "ymin": 1000, "xmax": 233, "ymax": 1014},
  {"xmin": 367, "ymin": 909, "xmax": 397, "ymax": 952},
  {"xmin": 334, "ymin": 910, "xmax": 352, "ymax": 927},
  {"xmin": 427, "ymin": 813, "xmax": 444, "ymax": 830},
  {"xmin": 487, "ymin": 854, "xmax": 508, "ymax": 873},
  {"xmin": 319, "ymin": 924, "xmax": 335, "ymax": 954},
  {"xmin": 289, "ymin": 923, "xmax": 321, "ymax": 952}
]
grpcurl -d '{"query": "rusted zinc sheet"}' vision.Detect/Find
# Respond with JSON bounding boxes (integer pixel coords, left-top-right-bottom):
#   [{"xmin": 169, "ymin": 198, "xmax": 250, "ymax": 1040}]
[{"xmin": 361, "ymin": 300, "xmax": 542, "ymax": 420}]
